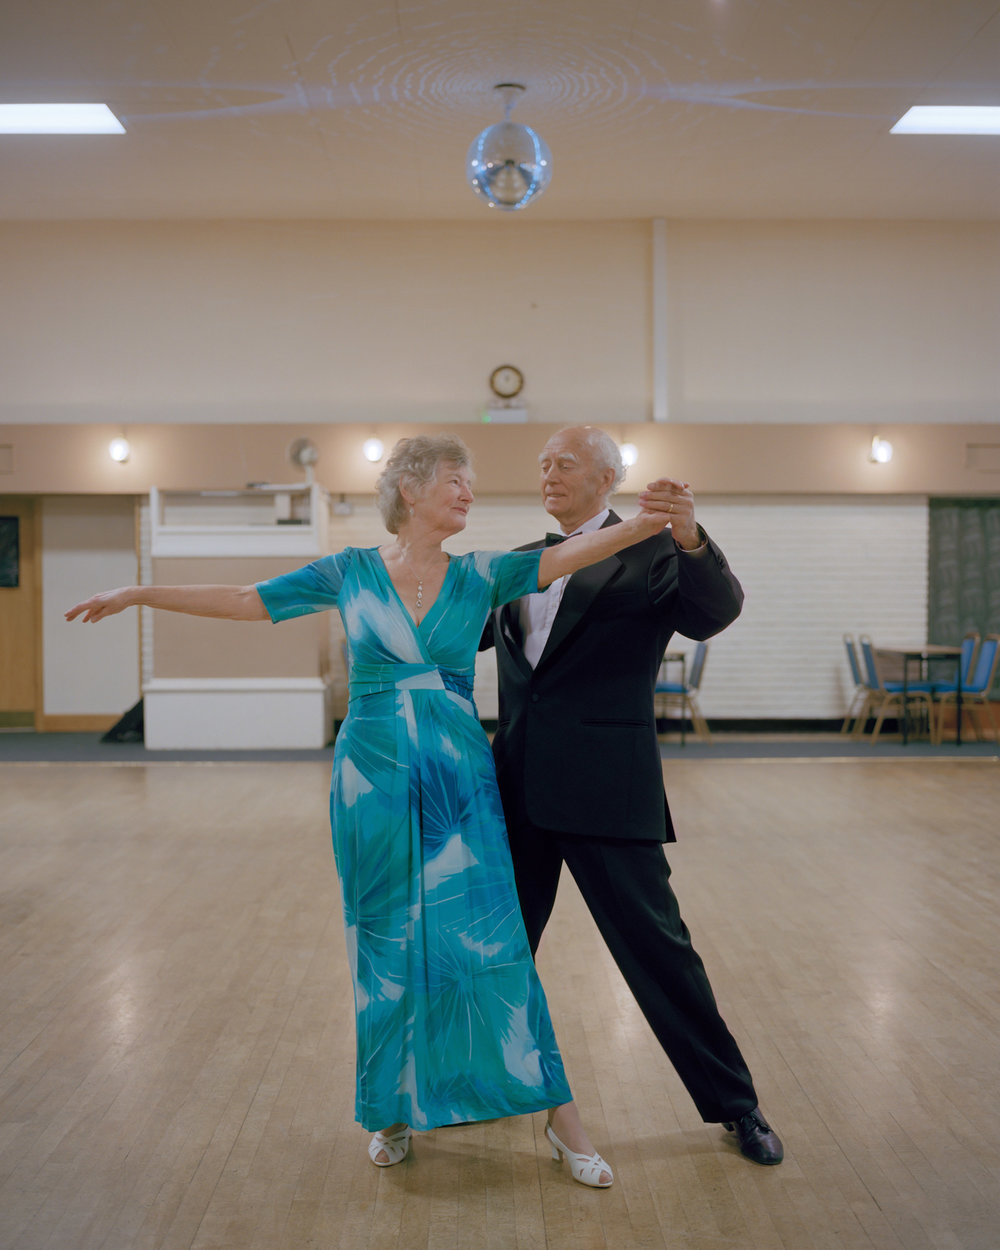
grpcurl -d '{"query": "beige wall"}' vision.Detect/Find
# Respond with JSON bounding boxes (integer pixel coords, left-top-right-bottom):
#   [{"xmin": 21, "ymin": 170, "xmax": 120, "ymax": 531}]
[
  {"xmin": 4, "ymin": 216, "xmax": 998, "ymax": 726},
  {"xmin": 0, "ymin": 220, "xmax": 650, "ymax": 428},
  {"xmin": 2, "ymin": 421, "xmax": 998, "ymax": 497},
  {"xmin": 1, "ymin": 218, "xmax": 998, "ymax": 431},
  {"xmin": 150, "ymin": 557, "xmax": 330, "ymax": 680},
  {"xmin": 666, "ymin": 221, "xmax": 1000, "ymax": 424}
]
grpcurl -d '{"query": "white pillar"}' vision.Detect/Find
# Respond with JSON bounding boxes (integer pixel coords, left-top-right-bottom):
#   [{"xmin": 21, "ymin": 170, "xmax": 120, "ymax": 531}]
[{"xmin": 652, "ymin": 218, "xmax": 669, "ymax": 422}]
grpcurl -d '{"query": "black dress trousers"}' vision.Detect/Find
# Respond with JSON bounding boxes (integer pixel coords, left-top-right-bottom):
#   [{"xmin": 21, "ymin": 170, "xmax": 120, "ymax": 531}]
[{"xmin": 505, "ymin": 820, "xmax": 760, "ymax": 1124}]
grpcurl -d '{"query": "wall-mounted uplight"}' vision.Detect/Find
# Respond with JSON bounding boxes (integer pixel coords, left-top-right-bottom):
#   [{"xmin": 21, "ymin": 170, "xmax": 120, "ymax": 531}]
[
  {"xmin": 108, "ymin": 436, "xmax": 131, "ymax": 463},
  {"xmin": 362, "ymin": 437, "xmax": 385, "ymax": 463},
  {"xmin": 869, "ymin": 436, "xmax": 893, "ymax": 464},
  {"xmin": 619, "ymin": 442, "xmax": 639, "ymax": 467}
]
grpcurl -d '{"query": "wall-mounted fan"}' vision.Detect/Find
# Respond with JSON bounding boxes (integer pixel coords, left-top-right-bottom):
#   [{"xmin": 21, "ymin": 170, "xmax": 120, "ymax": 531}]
[{"xmin": 287, "ymin": 437, "xmax": 319, "ymax": 484}]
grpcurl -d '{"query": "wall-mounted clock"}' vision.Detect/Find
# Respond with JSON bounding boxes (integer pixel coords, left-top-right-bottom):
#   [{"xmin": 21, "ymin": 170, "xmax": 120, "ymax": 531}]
[{"xmin": 489, "ymin": 364, "xmax": 524, "ymax": 400}]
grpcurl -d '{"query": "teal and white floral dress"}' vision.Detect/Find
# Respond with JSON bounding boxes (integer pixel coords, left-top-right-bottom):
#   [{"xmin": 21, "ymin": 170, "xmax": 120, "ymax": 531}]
[{"xmin": 256, "ymin": 547, "xmax": 571, "ymax": 1132}]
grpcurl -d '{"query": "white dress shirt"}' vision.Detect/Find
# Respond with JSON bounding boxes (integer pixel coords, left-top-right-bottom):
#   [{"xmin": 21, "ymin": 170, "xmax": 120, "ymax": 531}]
[{"xmin": 519, "ymin": 509, "xmax": 610, "ymax": 669}]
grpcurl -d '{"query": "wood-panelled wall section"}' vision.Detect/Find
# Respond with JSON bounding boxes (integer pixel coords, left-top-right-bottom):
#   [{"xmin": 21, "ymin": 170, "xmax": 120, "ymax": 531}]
[{"xmin": 0, "ymin": 498, "xmax": 41, "ymax": 729}]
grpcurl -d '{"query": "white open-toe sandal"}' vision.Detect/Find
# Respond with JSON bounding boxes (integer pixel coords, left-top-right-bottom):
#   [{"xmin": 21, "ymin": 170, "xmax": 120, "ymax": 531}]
[
  {"xmin": 545, "ymin": 1124, "xmax": 614, "ymax": 1188},
  {"xmin": 368, "ymin": 1126, "xmax": 412, "ymax": 1167}
]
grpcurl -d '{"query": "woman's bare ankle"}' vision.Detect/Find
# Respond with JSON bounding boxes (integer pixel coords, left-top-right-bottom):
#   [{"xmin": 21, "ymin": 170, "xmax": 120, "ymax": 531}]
[{"xmin": 547, "ymin": 1102, "xmax": 596, "ymax": 1157}]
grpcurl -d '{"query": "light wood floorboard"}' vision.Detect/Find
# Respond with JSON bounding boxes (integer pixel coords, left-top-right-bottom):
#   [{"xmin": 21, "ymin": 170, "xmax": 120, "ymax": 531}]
[{"xmin": 0, "ymin": 757, "xmax": 998, "ymax": 1249}]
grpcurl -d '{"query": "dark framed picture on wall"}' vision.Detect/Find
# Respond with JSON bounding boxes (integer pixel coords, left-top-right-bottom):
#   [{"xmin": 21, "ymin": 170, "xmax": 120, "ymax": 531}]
[{"xmin": 0, "ymin": 516, "xmax": 19, "ymax": 588}]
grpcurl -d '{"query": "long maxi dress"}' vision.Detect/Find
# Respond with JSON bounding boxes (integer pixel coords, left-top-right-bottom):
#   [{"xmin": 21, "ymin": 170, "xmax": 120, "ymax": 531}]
[{"xmin": 256, "ymin": 546, "xmax": 572, "ymax": 1132}]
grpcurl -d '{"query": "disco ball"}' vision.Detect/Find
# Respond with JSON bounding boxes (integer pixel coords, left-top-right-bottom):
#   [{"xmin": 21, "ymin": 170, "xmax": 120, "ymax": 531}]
[{"xmin": 466, "ymin": 120, "xmax": 552, "ymax": 211}]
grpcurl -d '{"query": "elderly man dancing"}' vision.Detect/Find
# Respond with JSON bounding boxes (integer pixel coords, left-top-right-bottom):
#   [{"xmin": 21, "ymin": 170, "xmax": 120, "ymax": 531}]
[{"xmin": 483, "ymin": 425, "xmax": 784, "ymax": 1166}]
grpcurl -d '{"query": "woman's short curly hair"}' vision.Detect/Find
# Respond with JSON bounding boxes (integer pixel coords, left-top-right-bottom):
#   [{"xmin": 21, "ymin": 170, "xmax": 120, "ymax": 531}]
[{"xmin": 376, "ymin": 434, "xmax": 473, "ymax": 534}]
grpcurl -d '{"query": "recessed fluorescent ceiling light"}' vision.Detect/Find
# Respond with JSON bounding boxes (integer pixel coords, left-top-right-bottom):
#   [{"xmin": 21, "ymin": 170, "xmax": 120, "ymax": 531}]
[
  {"xmin": 0, "ymin": 103, "xmax": 125, "ymax": 134},
  {"xmin": 891, "ymin": 106, "xmax": 1000, "ymax": 135}
]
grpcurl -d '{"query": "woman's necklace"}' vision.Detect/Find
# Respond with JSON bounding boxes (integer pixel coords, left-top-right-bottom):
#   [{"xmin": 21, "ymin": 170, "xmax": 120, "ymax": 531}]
[{"xmin": 397, "ymin": 545, "xmax": 442, "ymax": 612}]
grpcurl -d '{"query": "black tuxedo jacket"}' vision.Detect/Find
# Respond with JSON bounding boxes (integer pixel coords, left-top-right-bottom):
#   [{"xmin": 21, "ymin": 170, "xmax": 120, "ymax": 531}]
[{"xmin": 483, "ymin": 512, "xmax": 744, "ymax": 843}]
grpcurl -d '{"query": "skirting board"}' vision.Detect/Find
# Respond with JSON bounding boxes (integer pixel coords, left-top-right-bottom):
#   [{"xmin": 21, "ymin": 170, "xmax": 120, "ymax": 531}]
[
  {"xmin": 38, "ymin": 714, "xmax": 118, "ymax": 733},
  {"xmin": 144, "ymin": 677, "xmax": 333, "ymax": 750}
]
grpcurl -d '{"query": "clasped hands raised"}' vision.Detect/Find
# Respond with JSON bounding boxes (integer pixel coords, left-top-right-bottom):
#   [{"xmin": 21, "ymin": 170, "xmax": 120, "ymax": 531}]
[{"xmin": 636, "ymin": 478, "xmax": 700, "ymax": 550}]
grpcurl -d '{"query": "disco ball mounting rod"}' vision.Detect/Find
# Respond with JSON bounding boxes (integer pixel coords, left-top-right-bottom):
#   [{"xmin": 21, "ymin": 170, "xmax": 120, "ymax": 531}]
[{"xmin": 494, "ymin": 82, "xmax": 526, "ymax": 118}]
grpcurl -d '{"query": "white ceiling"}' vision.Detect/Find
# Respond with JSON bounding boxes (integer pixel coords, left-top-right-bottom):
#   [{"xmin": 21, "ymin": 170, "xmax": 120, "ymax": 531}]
[{"xmin": 2, "ymin": 0, "xmax": 1000, "ymax": 221}]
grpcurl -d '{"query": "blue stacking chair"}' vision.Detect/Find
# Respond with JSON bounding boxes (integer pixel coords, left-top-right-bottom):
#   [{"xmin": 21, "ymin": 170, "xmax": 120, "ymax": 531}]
[
  {"xmin": 856, "ymin": 636, "xmax": 935, "ymax": 741},
  {"xmin": 840, "ymin": 634, "xmax": 873, "ymax": 735},
  {"xmin": 655, "ymin": 641, "xmax": 712, "ymax": 743},
  {"xmin": 927, "ymin": 631, "xmax": 980, "ymax": 716},
  {"xmin": 931, "ymin": 633, "xmax": 998, "ymax": 744}
]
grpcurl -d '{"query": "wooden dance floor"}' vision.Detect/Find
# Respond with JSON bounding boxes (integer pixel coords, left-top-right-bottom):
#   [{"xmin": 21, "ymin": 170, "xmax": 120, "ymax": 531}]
[{"xmin": 1, "ymin": 754, "xmax": 998, "ymax": 1249}]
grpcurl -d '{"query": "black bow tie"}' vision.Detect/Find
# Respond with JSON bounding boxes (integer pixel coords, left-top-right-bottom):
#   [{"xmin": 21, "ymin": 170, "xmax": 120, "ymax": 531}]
[{"xmin": 544, "ymin": 532, "xmax": 568, "ymax": 546}]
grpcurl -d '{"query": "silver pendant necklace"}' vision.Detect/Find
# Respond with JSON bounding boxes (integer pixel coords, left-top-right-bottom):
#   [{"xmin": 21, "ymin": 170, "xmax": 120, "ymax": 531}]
[{"xmin": 399, "ymin": 546, "xmax": 440, "ymax": 612}]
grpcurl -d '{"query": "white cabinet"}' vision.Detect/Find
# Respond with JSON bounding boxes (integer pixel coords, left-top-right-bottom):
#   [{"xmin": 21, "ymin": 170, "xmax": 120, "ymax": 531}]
[
  {"xmin": 150, "ymin": 484, "xmax": 329, "ymax": 558},
  {"xmin": 144, "ymin": 485, "xmax": 334, "ymax": 750},
  {"xmin": 143, "ymin": 677, "xmax": 333, "ymax": 751}
]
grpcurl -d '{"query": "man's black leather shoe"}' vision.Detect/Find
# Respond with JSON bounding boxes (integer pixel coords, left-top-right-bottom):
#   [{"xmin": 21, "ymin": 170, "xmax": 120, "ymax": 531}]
[{"xmin": 722, "ymin": 1108, "xmax": 784, "ymax": 1165}]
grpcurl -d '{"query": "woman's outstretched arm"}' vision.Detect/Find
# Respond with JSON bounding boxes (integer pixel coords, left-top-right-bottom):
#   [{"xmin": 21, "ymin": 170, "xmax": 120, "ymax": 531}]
[
  {"xmin": 65, "ymin": 584, "xmax": 269, "ymax": 624},
  {"xmin": 537, "ymin": 509, "xmax": 668, "ymax": 589}
]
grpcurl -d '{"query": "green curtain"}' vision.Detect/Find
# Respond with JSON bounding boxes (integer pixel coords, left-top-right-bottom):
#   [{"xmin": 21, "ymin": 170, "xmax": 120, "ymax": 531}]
[{"xmin": 928, "ymin": 498, "xmax": 1000, "ymax": 692}]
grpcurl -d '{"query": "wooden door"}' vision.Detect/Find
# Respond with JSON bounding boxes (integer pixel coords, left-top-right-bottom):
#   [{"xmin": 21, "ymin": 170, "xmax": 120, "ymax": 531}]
[{"xmin": 0, "ymin": 497, "xmax": 40, "ymax": 728}]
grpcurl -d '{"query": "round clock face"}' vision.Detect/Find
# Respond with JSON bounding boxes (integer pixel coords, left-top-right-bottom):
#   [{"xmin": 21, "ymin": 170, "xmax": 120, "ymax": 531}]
[{"xmin": 489, "ymin": 364, "xmax": 524, "ymax": 399}]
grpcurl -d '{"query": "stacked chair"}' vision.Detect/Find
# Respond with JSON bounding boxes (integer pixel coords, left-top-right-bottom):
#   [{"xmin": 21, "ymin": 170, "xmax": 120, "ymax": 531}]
[
  {"xmin": 840, "ymin": 635, "xmax": 873, "ymax": 735},
  {"xmin": 931, "ymin": 633, "xmax": 999, "ymax": 743},
  {"xmin": 654, "ymin": 641, "xmax": 712, "ymax": 743},
  {"xmin": 855, "ymin": 636, "xmax": 935, "ymax": 741}
]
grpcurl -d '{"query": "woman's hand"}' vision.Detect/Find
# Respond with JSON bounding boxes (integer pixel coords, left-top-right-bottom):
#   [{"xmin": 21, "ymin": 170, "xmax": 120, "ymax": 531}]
[
  {"xmin": 631, "ymin": 506, "xmax": 673, "ymax": 539},
  {"xmin": 66, "ymin": 583, "xmax": 269, "ymax": 622},
  {"xmin": 538, "ymin": 508, "xmax": 670, "ymax": 588},
  {"xmin": 65, "ymin": 587, "xmax": 135, "ymax": 623}
]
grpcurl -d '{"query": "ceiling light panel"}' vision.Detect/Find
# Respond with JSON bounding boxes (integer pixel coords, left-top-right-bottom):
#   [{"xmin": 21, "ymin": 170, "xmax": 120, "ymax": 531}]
[
  {"xmin": 0, "ymin": 104, "xmax": 125, "ymax": 134},
  {"xmin": 891, "ymin": 106, "xmax": 1000, "ymax": 135}
]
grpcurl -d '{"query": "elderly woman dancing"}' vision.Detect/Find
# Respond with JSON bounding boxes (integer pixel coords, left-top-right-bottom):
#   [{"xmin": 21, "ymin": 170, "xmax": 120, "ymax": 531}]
[{"xmin": 67, "ymin": 434, "xmax": 670, "ymax": 1186}]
